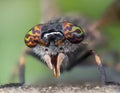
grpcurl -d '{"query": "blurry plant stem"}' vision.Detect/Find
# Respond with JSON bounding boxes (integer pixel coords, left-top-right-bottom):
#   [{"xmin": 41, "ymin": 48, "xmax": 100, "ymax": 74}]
[
  {"xmin": 93, "ymin": 0, "xmax": 120, "ymax": 29},
  {"xmin": 40, "ymin": 0, "xmax": 60, "ymax": 23}
]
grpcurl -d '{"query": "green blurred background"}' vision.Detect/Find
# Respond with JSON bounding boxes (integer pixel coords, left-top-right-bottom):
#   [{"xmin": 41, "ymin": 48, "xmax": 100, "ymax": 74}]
[{"xmin": 0, "ymin": 0, "xmax": 120, "ymax": 85}]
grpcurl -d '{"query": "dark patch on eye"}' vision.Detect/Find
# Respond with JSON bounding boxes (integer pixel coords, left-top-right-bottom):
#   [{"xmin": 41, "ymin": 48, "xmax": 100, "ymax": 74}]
[
  {"xmin": 29, "ymin": 38, "xmax": 33, "ymax": 42},
  {"xmin": 25, "ymin": 34, "xmax": 30, "ymax": 38},
  {"xmin": 64, "ymin": 26, "xmax": 72, "ymax": 31}
]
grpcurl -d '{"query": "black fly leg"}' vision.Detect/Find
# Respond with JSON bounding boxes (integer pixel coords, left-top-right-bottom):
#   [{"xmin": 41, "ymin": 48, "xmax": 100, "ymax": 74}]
[
  {"xmin": 91, "ymin": 50, "xmax": 106, "ymax": 85},
  {"xmin": 9, "ymin": 48, "xmax": 31, "ymax": 85},
  {"xmin": 18, "ymin": 47, "xmax": 33, "ymax": 85},
  {"xmin": 18, "ymin": 54, "xmax": 26, "ymax": 85},
  {"xmin": 5, "ymin": 47, "xmax": 42, "ymax": 88},
  {"xmin": 67, "ymin": 49, "xmax": 106, "ymax": 85}
]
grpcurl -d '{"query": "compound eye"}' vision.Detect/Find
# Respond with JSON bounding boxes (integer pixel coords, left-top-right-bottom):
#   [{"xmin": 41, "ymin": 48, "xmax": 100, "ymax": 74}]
[
  {"xmin": 24, "ymin": 24, "xmax": 44, "ymax": 48},
  {"xmin": 63, "ymin": 22, "xmax": 85, "ymax": 44}
]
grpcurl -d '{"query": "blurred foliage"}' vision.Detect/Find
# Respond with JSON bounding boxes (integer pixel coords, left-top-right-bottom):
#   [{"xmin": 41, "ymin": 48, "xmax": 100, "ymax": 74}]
[{"xmin": 0, "ymin": 0, "xmax": 120, "ymax": 85}]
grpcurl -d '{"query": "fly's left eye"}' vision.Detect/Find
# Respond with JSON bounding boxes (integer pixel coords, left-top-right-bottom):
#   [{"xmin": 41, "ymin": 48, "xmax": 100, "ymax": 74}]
[
  {"xmin": 63, "ymin": 22, "xmax": 85, "ymax": 44},
  {"xmin": 24, "ymin": 24, "xmax": 46, "ymax": 48}
]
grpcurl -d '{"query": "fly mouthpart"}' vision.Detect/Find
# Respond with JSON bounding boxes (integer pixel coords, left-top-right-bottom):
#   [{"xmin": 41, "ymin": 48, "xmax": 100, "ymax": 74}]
[{"xmin": 43, "ymin": 53, "xmax": 65, "ymax": 77}]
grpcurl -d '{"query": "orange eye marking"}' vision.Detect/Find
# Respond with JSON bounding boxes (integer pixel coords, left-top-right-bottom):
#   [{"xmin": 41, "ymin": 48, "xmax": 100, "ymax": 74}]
[
  {"xmin": 34, "ymin": 25, "xmax": 41, "ymax": 31},
  {"xmin": 63, "ymin": 22, "xmax": 70, "ymax": 29},
  {"xmin": 64, "ymin": 30, "xmax": 69, "ymax": 34}
]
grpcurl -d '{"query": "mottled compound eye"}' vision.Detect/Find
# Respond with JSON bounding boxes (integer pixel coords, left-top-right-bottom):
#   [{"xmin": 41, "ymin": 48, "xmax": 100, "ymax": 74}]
[
  {"xmin": 63, "ymin": 21, "xmax": 85, "ymax": 44},
  {"xmin": 24, "ymin": 24, "xmax": 46, "ymax": 48}
]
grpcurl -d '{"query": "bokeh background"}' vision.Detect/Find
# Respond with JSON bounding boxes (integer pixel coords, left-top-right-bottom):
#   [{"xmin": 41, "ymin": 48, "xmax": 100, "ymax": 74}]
[{"xmin": 0, "ymin": 0, "xmax": 120, "ymax": 85}]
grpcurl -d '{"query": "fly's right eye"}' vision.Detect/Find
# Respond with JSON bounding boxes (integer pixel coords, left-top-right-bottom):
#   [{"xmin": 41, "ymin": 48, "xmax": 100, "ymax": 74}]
[{"xmin": 62, "ymin": 21, "xmax": 85, "ymax": 44}]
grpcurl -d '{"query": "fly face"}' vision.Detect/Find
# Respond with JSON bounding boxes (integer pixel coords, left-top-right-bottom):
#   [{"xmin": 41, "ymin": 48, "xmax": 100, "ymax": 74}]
[{"xmin": 24, "ymin": 20, "xmax": 85, "ymax": 77}]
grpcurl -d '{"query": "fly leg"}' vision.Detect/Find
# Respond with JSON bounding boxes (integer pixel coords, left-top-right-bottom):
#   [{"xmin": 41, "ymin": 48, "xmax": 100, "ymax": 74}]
[
  {"xmin": 10, "ymin": 48, "xmax": 31, "ymax": 85},
  {"xmin": 67, "ymin": 49, "xmax": 106, "ymax": 85}
]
